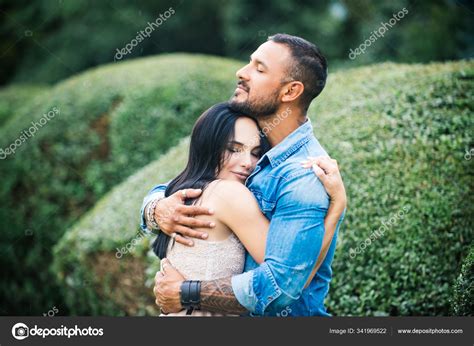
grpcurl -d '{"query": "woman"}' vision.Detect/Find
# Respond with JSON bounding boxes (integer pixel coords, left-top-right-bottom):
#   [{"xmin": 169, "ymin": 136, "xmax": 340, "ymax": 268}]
[{"xmin": 152, "ymin": 102, "xmax": 346, "ymax": 316}]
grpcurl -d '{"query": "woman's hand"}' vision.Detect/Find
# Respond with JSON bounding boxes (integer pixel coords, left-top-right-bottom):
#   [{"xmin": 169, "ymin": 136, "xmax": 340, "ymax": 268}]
[{"xmin": 301, "ymin": 156, "xmax": 347, "ymax": 208}]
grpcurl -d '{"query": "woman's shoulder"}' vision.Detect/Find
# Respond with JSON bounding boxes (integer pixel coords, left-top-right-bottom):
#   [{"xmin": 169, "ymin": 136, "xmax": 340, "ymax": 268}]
[
  {"xmin": 204, "ymin": 179, "xmax": 255, "ymax": 207},
  {"xmin": 206, "ymin": 179, "xmax": 251, "ymax": 196}
]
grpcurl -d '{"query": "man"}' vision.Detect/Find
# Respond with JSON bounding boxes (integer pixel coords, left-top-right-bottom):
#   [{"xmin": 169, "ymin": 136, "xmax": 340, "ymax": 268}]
[{"xmin": 141, "ymin": 33, "xmax": 345, "ymax": 316}]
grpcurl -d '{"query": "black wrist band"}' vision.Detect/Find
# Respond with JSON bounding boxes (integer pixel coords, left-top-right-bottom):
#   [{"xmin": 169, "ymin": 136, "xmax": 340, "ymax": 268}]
[{"xmin": 180, "ymin": 280, "xmax": 201, "ymax": 311}]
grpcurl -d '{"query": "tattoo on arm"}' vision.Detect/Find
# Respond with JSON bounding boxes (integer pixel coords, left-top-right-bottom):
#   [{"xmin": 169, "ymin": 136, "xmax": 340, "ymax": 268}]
[{"xmin": 200, "ymin": 277, "xmax": 247, "ymax": 315}]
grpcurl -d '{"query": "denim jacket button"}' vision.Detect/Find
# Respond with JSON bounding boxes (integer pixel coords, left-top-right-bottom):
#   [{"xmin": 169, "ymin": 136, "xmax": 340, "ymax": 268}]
[{"xmin": 267, "ymin": 296, "xmax": 273, "ymax": 301}]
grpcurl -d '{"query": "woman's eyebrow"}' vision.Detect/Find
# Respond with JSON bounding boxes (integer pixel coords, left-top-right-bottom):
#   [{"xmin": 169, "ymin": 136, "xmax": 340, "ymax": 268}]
[{"xmin": 230, "ymin": 140, "xmax": 261, "ymax": 149}]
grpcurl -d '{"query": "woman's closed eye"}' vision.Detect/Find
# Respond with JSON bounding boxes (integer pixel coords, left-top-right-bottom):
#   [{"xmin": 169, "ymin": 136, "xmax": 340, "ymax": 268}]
[
  {"xmin": 227, "ymin": 143, "xmax": 261, "ymax": 157},
  {"xmin": 227, "ymin": 146, "xmax": 243, "ymax": 154},
  {"xmin": 251, "ymin": 150, "xmax": 261, "ymax": 158}
]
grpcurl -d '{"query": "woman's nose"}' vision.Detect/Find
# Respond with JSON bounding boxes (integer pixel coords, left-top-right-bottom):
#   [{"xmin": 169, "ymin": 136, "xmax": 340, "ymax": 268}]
[{"xmin": 240, "ymin": 154, "xmax": 252, "ymax": 169}]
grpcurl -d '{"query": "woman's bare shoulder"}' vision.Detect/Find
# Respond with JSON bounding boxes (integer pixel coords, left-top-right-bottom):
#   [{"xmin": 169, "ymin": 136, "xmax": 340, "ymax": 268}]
[{"xmin": 205, "ymin": 179, "xmax": 256, "ymax": 207}]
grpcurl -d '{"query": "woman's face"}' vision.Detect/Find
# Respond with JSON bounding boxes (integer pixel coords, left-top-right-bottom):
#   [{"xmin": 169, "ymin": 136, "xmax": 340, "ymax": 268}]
[{"xmin": 218, "ymin": 117, "xmax": 262, "ymax": 184}]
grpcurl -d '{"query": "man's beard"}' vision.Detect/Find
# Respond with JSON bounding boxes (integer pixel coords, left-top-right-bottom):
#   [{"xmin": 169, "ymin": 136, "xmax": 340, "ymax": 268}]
[{"xmin": 229, "ymin": 89, "xmax": 280, "ymax": 119}]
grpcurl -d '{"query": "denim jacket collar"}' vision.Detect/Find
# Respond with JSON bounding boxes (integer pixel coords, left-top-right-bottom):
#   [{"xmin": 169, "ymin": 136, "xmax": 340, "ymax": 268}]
[{"xmin": 264, "ymin": 118, "xmax": 314, "ymax": 168}]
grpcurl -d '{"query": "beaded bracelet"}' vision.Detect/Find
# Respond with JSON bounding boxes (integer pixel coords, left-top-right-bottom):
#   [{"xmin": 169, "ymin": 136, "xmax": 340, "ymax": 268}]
[{"xmin": 146, "ymin": 198, "xmax": 161, "ymax": 230}]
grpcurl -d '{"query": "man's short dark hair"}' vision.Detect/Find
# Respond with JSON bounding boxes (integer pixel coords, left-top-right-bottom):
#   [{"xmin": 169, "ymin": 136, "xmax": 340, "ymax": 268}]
[{"xmin": 268, "ymin": 33, "xmax": 327, "ymax": 112}]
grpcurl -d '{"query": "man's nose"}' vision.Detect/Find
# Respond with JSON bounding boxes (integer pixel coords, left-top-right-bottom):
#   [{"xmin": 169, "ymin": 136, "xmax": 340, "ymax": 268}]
[{"xmin": 236, "ymin": 65, "xmax": 250, "ymax": 81}]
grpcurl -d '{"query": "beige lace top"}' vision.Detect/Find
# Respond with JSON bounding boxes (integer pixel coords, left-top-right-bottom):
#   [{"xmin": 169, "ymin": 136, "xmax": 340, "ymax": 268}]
[
  {"xmin": 160, "ymin": 232, "xmax": 246, "ymax": 317},
  {"xmin": 165, "ymin": 232, "xmax": 245, "ymax": 281}
]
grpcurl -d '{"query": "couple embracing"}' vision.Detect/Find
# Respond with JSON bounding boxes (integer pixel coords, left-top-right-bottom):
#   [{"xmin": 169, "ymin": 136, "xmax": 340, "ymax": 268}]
[{"xmin": 140, "ymin": 33, "xmax": 347, "ymax": 317}]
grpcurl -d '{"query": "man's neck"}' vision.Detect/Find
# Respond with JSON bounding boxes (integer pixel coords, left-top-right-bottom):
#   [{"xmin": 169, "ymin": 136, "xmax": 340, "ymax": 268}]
[{"xmin": 258, "ymin": 106, "xmax": 307, "ymax": 147}]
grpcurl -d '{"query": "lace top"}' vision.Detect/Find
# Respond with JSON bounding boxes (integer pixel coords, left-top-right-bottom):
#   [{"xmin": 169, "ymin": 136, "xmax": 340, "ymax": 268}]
[{"xmin": 165, "ymin": 232, "xmax": 245, "ymax": 280}]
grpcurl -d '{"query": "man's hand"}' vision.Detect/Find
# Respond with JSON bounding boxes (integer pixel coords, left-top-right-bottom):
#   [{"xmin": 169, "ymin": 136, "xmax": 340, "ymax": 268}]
[
  {"xmin": 153, "ymin": 258, "xmax": 185, "ymax": 314},
  {"xmin": 154, "ymin": 188, "xmax": 215, "ymax": 246}
]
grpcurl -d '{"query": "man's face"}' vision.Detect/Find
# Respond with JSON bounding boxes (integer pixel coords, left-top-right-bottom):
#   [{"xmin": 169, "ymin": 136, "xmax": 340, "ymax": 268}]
[{"xmin": 229, "ymin": 41, "xmax": 292, "ymax": 118}]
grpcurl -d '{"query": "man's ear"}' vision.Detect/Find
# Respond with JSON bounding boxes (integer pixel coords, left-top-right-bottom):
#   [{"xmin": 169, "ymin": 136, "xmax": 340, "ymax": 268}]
[{"xmin": 281, "ymin": 81, "xmax": 304, "ymax": 103}]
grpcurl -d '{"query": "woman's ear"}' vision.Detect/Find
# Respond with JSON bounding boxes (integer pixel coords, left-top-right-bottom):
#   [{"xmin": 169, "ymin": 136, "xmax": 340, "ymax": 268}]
[{"xmin": 281, "ymin": 81, "xmax": 304, "ymax": 103}]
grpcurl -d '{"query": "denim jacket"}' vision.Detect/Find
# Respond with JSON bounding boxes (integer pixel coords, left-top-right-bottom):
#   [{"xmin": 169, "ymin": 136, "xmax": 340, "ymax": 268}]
[{"xmin": 140, "ymin": 119, "xmax": 344, "ymax": 316}]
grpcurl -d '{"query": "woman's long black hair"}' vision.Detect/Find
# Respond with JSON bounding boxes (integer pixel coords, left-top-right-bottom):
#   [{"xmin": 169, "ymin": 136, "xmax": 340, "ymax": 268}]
[{"xmin": 152, "ymin": 102, "xmax": 270, "ymax": 259}]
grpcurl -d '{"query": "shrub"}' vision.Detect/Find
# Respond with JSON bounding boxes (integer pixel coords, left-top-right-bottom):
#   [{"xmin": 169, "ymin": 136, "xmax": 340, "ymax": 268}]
[
  {"xmin": 53, "ymin": 139, "xmax": 189, "ymax": 315},
  {"xmin": 450, "ymin": 246, "xmax": 473, "ymax": 316},
  {"xmin": 0, "ymin": 84, "xmax": 49, "ymax": 127},
  {"xmin": 54, "ymin": 59, "xmax": 473, "ymax": 315},
  {"xmin": 321, "ymin": 61, "xmax": 474, "ymax": 315},
  {"xmin": 0, "ymin": 54, "xmax": 241, "ymax": 314}
]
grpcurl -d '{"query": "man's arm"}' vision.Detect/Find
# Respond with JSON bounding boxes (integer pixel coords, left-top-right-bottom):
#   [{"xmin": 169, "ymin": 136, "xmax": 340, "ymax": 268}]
[
  {"xmin": 154, "ymin": 260, "xmax": 246, "ymax": 314},
  {"xmin": 154, "ymin": 164, "xmax": 345, "ymax": 315},
  {"xmin": 154, "ymin": 158, "xmax": 346, "ymax": 315},
  {"xmin": 201, "ymin": 158, "xmax": 346, "ymax": 313},
  {"xmin": 140, "ymin": 183, "xmax": 168, "ymax": 233},
  {"xmin": 229, "ymin": 170, "xmax": 334, "ymax": 315},
  {"xmin": 200, "ymin": 278, "xmax": 247, "ymax": 315},
  {"xmin": 140, "ymin": 183, "xmax": 214, "ymax": 245},
  {"xmin": 193, "ymin": 170, "xmax": 333, "ymax": 315}
]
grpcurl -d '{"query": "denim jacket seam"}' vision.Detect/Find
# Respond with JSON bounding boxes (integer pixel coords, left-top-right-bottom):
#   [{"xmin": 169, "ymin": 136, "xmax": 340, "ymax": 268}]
[
  {"xmin": 255, "ymin": 264, "xmax": 283, "ymax": 314},
  {"xmin": 285, "ymin": 167, "xmax": 313, "ymax": 180},
  {"xmin": 269, "ymin": 136, "xmax": 311, "ymax": 168},
  {"xmin": 250, "ymin": 187, "xmax": 276, "ymax": 209}
]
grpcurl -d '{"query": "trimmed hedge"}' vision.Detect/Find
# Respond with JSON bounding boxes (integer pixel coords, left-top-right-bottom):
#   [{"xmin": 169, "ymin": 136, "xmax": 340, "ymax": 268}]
[
  {"xmin": 54, "ymin": 59, "xmax": 474, "ymax": 315},
  {"xmin": 321, "ymin": 61, "xmax": 474, "ymax": 316},
  {"xmin": 0, "ymin": 84, "xmax": 49, "ymax": 127},
  {"xmin": 450, "ymin": 246, "xmax": 473, "ymax": 316},
  {"xmin": 53, "ymin": 138, "xmax": 189, "ymax": 315},
  {"xmin": 0, "ymin": 54, "xmax": 241, "ymax": 314}
]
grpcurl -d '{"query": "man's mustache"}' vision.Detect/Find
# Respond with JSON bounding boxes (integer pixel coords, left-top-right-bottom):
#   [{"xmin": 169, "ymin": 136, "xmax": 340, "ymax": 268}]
[{"xmin": 237, "ymin": 80, "xmax": 250, "ymax": 92}]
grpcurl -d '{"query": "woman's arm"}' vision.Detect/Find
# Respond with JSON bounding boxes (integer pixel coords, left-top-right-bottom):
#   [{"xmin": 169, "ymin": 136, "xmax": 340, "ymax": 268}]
[
  {"xmin": 302, "ymin": 156, "xmax": 347, "ymax": 288},
  {"xmin": 208, "ymin": 180, "xmax": 269, "ymax": 264}
]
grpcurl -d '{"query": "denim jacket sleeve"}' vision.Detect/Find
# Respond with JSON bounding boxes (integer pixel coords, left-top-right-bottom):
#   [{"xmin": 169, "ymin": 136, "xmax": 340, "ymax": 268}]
[
  {"xmin": 139, "ymin": 182, "xmax": 169, "ymax": 233},
  {"xmin": 231, "ymin": 169, "xmax": 330, "ymax": 315}
]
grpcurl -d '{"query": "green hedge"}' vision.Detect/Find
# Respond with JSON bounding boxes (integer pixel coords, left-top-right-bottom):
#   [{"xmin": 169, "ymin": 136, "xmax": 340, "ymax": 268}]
[
  {"xmin": 450, "ymin": 246, "xmax": 473, "ymax": 316},
  {"xmin": 53, "ymin": 138, "xmax": 189, "ymax": 315},
  {"xmin": 54, "ymin": 59, "xmax": 473, "ymax": 315},
  {"xmin": 0, "ymin": 84, "xmax": 49, "ymax": 127},
  {"xmin": 0, "ymin": 54, "xmax": 241, "ymax": 314},
  {"xmin": 321, "ymin": 61, "xmax": 474, "ymax": 316}
]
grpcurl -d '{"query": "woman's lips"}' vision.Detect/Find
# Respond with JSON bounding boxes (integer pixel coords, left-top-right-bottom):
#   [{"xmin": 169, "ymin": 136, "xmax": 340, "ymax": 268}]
[{"xmin": 232, "ymin": 171, "xmax": 249, "ymax": 180}]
